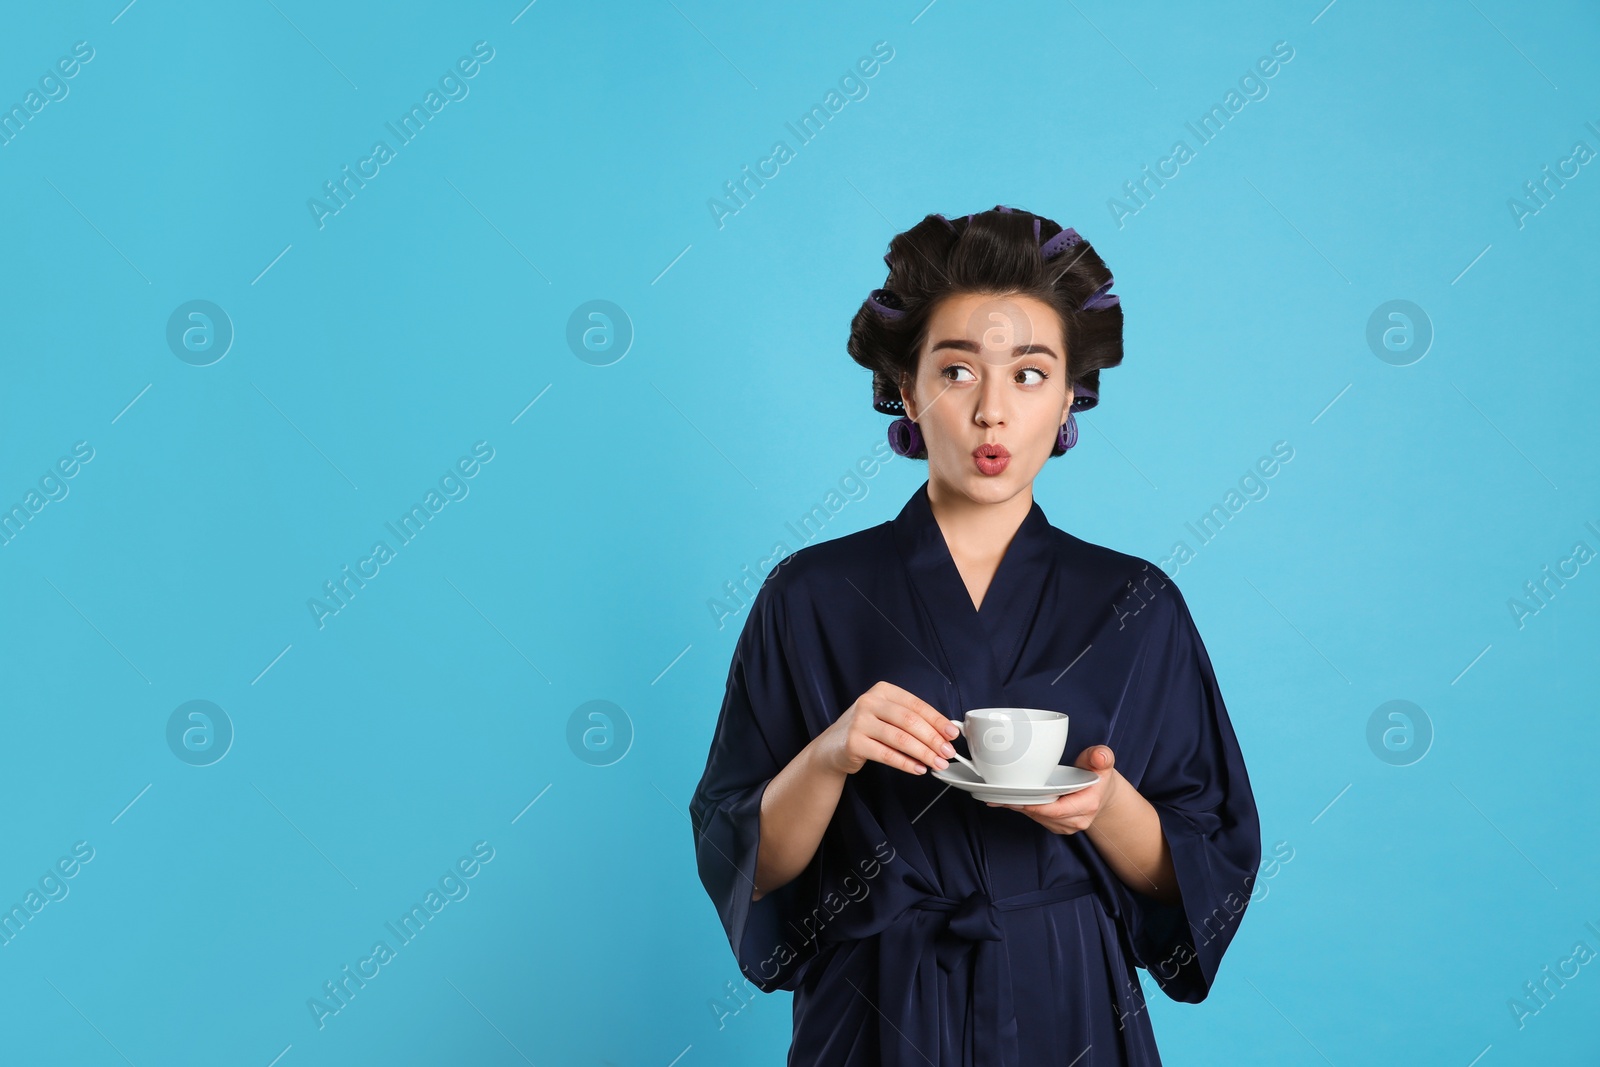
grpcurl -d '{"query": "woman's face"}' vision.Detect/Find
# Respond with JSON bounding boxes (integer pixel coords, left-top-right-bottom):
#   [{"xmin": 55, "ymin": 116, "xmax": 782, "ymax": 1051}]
[{"xmin": 899, "ymin": 291, "xmax": 1074, "ymax": 503}]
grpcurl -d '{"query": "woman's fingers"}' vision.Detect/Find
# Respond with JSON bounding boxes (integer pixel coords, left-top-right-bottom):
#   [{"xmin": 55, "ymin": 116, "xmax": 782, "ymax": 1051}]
[
  {"xmin": 859, "ymin": 709, "xmax": 950, "ymax": 773},
  {"xmin": 860, "ymin": 735, "xmax": 935, "ymax": 776},
  {"xmin": 882, "ymin": 684, "xmax": 958, "ymax": 735},
  {"xmin": 845, "ymin": 681, "xmax": 958, "ymax": 776},
  {"xmin": 876, "ymin": 686, "xmax": 959, "ymax": 750},
  {"xmin": 876, "ymin": 698, "xmax": 955, "ymax": 769}
]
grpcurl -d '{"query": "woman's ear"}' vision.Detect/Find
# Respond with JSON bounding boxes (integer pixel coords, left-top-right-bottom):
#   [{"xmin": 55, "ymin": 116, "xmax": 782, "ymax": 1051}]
[{"xmin": 898, "ymin": 372, "xmax": 918, "ymax": 420}]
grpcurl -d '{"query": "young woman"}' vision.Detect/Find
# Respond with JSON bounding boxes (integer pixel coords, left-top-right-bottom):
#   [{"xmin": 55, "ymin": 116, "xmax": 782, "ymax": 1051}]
[{"xmin": 691, "ymin": 206, "xmax": 1261, "ymax": 1066}]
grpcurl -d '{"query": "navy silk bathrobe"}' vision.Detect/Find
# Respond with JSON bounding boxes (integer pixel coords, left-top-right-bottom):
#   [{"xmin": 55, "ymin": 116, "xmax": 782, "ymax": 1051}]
[{"xmin": 690, "ymin": 481, "xmax": 1261, "ymax": 1066}]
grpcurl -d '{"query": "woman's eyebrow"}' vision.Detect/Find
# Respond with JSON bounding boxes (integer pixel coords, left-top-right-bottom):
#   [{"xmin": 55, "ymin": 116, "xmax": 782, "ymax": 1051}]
[{"xmin": 930, "ymin": 338, "xmax": 1061, "ymax": 360}]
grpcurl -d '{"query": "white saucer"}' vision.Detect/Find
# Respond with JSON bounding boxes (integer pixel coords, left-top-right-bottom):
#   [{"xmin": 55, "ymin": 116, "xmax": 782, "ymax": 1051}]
[{"xmin": 930, "ymin": 763, "xmax": 1100, "ymax": 804}]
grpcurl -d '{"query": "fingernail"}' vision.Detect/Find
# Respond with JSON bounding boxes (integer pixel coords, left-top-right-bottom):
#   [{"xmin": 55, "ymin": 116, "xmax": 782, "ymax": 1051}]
[
  {"xmin": 940, "ymin": 742, "xmax": 955, "ymax": 757},
  {"xmin": 935, "ymin": 758, "xmax": 949, "ymax": 770}
]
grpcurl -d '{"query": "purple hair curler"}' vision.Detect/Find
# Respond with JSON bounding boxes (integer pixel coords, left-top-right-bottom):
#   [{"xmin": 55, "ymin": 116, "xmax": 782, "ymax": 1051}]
[{"xmin": 866, "ymin": 288, "xmax": 906, "ymax": 320}]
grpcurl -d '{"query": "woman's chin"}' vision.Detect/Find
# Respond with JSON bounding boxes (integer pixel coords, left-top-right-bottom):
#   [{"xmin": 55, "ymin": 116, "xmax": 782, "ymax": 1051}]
[{"xmin": 935, "ymin": 464, "xmax": 1032, "ymax": 501}]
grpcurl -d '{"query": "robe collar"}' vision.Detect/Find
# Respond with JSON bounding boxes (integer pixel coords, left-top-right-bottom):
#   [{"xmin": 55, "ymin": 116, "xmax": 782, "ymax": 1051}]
[{"xmin": 890, "ymin": 480, "xmax": 1056, "ymax": 708}]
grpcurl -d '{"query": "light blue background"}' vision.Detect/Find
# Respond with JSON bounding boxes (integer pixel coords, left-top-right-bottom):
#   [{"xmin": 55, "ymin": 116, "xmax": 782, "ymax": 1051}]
[{"xmin": 1, "ymin": 1, "xmax": 1596, "ymax": 1064}]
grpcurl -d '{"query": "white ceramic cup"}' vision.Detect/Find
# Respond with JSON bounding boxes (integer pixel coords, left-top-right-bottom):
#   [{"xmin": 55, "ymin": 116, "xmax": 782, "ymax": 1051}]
[{"xmin": 952, "ymin": 708, "xmax": 1069, "ymax": 786}]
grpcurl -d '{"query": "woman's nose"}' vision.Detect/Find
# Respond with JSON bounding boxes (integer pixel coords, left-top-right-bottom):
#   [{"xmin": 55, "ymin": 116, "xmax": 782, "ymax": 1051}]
[{"xmin": 975, "ymin": 377, "xmax": 1008, "ymax": 425}]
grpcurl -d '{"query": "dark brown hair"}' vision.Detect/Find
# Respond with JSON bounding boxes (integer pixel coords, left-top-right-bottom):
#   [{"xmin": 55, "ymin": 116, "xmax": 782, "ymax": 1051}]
[{"xmin": 846, "ymin": 205, "xmax": 1124, "ymax": 448}]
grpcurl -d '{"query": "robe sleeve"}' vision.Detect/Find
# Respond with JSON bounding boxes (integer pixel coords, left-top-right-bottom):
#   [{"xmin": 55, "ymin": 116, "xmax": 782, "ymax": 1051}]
[
  {"xmin": 1108, "ymin": 577, "xmax": 1261, "ymax": 1004},
  {"xmin": 689, "ymin": 570, "xmax": 826, "ymax": 994}
]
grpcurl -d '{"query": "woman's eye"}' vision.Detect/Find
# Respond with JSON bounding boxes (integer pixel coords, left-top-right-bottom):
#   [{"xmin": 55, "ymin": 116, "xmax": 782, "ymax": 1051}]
[{"xmin": 941, "ymin": 365, "xmax": 1049, "ymax": 385}]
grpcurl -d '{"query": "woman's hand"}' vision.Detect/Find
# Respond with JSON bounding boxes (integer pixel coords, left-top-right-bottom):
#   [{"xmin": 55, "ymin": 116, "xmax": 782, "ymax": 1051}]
[
  {"xmin": 987, "ymin": 744, "xmax": 1123, "ymax": 834},
  {"xmin": 815, "ymin": 681, "xmax": 960, "ymax": 777}
]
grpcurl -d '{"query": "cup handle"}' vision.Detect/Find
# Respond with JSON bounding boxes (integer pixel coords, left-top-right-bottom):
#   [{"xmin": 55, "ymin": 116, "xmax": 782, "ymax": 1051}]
[{"xmin": 944, "ymin": 719, "xmax": 986, "ymax": 779}]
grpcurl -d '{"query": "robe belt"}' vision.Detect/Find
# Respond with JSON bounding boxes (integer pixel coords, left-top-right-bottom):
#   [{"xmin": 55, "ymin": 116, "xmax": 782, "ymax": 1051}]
[{"xmin": 880, "ymin": 878, "xmax": 1097, "ymax": 1067}]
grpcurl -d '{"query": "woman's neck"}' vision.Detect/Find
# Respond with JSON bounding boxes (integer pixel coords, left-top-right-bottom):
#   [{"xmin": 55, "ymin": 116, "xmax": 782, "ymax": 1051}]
[{"xmin": 925, "ymin": 477, "xmax": 1034, "ymax": 567}]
